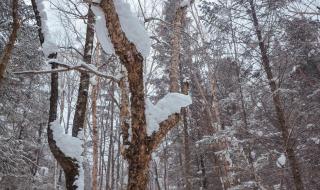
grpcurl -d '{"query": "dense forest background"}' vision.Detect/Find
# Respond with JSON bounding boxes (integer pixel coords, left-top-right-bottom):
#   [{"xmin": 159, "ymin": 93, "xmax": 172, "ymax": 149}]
[{"xmin": 0, "ymin": 0, "xmax": 319, "ymax": 189}]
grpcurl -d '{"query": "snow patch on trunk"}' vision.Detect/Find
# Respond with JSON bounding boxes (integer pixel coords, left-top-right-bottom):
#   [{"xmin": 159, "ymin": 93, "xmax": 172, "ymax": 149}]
[
  {"xmin": 92, "ymin": 0, "xmax": 151, "ymax": 58},
  {"xmin": 276, "ymin": 153, "xmax": 286, "ymax": 168},
  {"xmin": 36, "ymin": 0, "xmax": 58, "ymax": 57},
  {"xmin": 145, "ymin": 93, "xmax": 192, "ymax": 135},
  {"xmin": 91, "ymin": 6, "xmax": 115, "ymax": 54},
  {"xmin": 50, "ymin": 120, "xmax": 84, "ymax": 190}
]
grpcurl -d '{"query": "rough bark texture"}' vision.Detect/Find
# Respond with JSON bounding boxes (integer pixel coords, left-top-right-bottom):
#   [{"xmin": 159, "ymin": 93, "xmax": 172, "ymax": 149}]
[
  {"xmin": 0, "ymin": 0, "xmax": 20, "ymax": 81},
  {"xmin": 99, "ymin": 0, "xmax": 191, "ymax": 189},
  {"xmin": 169, "ymin": 3, "xmax": 187, "ymax": 92},
  {"xmin": 99, "ymin": 1, "xmax": 150, "ymax": 188},
  {"xmin": 249, "ymin": 1, "xmax": 304, "ymax": 190}
]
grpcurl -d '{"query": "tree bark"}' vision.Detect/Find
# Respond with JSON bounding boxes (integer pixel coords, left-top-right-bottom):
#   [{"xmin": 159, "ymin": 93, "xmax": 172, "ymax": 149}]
[
  {"xmin": 72, "ymin": 6, "xmax": 95, "ymax": 137},
  {"xmin": 249, "ymin": 1, "xmax": 304, "ymax": 190},
  {"xmin": 169, "ymin": 2, "xmax": 187, "ymax": 92},
  {"xmin": 92, "ymin": 77, "xmax": 100, "ymax": 190},
  {"xmin": 99, "ymin": 1, "xmax": 191, "ymax": 189},
  {"xmin": 0, "ymin": 0, "xmax": 20, "ymax": 82},
  {"xmin": 31, "ymin": 1, "xmax": 96, "ymax": 189}
]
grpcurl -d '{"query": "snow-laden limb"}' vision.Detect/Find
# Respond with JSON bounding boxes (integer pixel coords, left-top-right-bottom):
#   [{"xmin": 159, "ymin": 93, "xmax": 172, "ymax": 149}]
[
  {"xmin": 91, "ymin": 6, "xmax": 115, "ymax": 54},
  {"xmin": 276, "ymin": 153, "xmax": 286, "ymax": 168},
  {"xmin": 146, "ymin": 93, "xmax": 192, "ymax": 135},
  {"xmin": 14, "ymin": 59, "xmax": 121, "ymax": 82},
  {"xmin": 48, "ymin": 59, "xmax": 122, "ymax": 81},
  {"xmin": 35, "ymin": 0, "xmax": 58, "ymax": 57},
  {"xmin": 92, "ymin": 0, "xmax": 151, "ymax": 58},
  {"xmin": 114, "ymin": 0, "xmax": 150, "ymax": 58},
  {"xmin": 50, "ymin": 120, "xmax": 84, "ymax": 189}
]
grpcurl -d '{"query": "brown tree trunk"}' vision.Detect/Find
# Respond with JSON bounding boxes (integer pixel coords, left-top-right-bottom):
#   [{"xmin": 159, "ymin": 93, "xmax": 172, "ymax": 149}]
[
  {"xmin": 249, "ymin": 1, "xmax": 304, "ymax": 190},
  {"xmin": 31, "ymin": 1, "xmax": 96, "ymax": 189},
  {"xmin": 99, "ymin": 1, "xmax": 191, "ymax": 189},
  {"xmin": 169, "ymin": 1, "xmax": 187, "ymax": 92},
  {"xmin": 0, "ymin": 0, "xmax": 20, "ymax": 82},
  {"xmin": 92, "ymin": 78, "xmax": 100, "ymax": 190},
  {"xmin": 72, "ymin": 6, "xmax": 95, "ymax": 137},
  {"xmin": 106, "ymin": 82, "xmax": 115, "ymax": 189}
]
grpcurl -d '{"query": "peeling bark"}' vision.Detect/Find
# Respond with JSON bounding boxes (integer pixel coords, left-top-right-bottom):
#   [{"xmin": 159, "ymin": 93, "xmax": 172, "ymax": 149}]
[{"xmin": 99, "ymin": 0, "xmax": 191, "ymax": 189}]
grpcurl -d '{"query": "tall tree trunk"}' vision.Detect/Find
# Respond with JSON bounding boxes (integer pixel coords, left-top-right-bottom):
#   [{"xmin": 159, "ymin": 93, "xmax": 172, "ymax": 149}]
[
  {"xmin": 0, "ymin": 0, "xmax": 20, "ymax": 82},
  {"xmin": 249, "ymin": 1, "xmax": 304, "ymax": 190},
  {"xmin": 72, "ymin": 6, "xmax": 95, "ymax": 137},
  {"xmin": 106, "ymin": 82, "xmax": 115, "ymax": 189},
  {"xmin": 31, "ymin": 1, "xmax": 96, "ymax": 188},
  {"xmin": 99, "ymin": 1, "xmax": 191, "ymax": 189},
  {"xmin": 169, "ymin": 1, "xmax": 187, "ymax": 92},
  {"xmin": 92, "ymin": 78, "xmax": 100, "ymax": 190}
]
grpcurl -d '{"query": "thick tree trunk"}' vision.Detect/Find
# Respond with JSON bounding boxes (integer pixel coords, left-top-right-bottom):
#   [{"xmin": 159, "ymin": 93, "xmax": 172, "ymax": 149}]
[
  {"xmin": 99, "ymin": 1, "xmax": 191, "ymax": 189},
  {"xmin": 249, "ymin": 1, "xmax": 304, "ymax": 190},
  {"xmin": 0, "ymin": 0, "xmax": 20, "ymax": 82}
]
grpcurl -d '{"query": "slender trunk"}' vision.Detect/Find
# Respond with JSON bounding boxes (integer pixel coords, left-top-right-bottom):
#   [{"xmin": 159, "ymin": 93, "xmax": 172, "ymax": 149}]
[
  {"xmin": 106, "ymin": 83, "xmax": 115, "ymax": 189},
  {"xmin": 249, "ymin": 1, "xmax": 304, "ymax": 190},
  {"xmin": 115, "ymin": 128, "xmax": 121, "ymax": 190},
  {"xmin": 181, "ymin": 82, "xmax": 192, "ymax": 190},
  {"xmin": 153, "ymin": 161, "xmax": 161, "ymax": 190},
  {"xmin": 200, "ymin": 154, "xmax": 207, "ymax": 189},
  {"xmin": 169, "ymin": 2, "xmax": 187, "ymax": 92},
  {"xmin": 72, "ymin": 6, "xmax": 95, "ymax": 137},
  {"xmin": 0, "ymin": 0, "xmax": 20, "ymax": 81},
  {"xmin": 92, "ymin": 78, "xmax": 100, "ymax": 190}
]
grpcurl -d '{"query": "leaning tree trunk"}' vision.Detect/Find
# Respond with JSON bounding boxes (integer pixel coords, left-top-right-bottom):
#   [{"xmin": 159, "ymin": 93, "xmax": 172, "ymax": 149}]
[
  {"xmin": 249, "ymin": 1, "xmax": 304, "ymax": 190},
  {"xmin": 0, "ymin": 0, "xmax": 20, "ymax": 82},
  {"xmin": 31, "ymin": 1, "xmax": 95, "ymax": 189}
]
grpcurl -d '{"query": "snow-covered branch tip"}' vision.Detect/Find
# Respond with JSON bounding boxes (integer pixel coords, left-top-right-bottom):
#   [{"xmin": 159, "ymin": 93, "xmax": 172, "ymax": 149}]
[{"xmin": 146, "ymin": 93, "xmax": 192, "ymax": 136}]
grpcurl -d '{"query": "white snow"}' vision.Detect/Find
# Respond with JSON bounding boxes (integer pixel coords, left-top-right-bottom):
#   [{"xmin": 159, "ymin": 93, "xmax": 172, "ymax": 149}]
[
  {"xmin": 92, "ymin": 0, "xmax": 151, "ymax": 58},
  {"xmin": 114, "ymin": 0, "xmax": 151, "ymax": 58},
  {"xmin": 90, "ymin": 76, "xmax": 98, "ymax": 86},
  {"xmin": 145, "ymin": 93, "xmax": 192, "ymax": 135},
  {"xmin": 91, "ymin": 6, "xmax": 115, "ymax": 55},
  {"xmin": 36, "ymin": 0, "xmax": 58, "ymax": 57},
  {"xmin": 310, "ymin": 137, "xmax": 320, "ymax": 144},
  {"xmin": 180, "ymin": 0, "xmax": 192, "ymax": 7},
  {"xmin": 276, "ymin": 153, "xmax": 286, "ymax": 168},
  {"xmin": 50, "ymin": 120, "xmax": 84, "ymax": 190}
]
